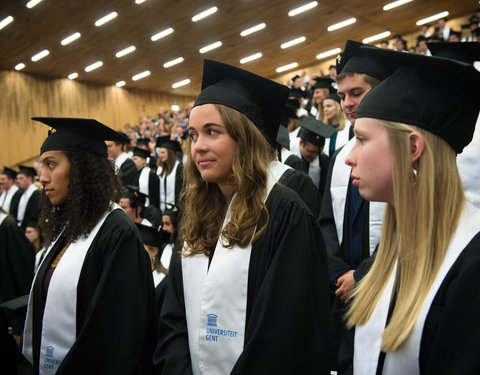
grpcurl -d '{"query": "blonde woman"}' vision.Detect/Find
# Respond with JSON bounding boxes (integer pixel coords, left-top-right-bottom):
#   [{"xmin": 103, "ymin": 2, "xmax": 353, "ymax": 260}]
[
  {"xmin": 344, "ymin": 48, "xmax": 480, "ymax": 374},
  {"xmin": 154, "ymin": 60, "xmax": 330, "ymax": 374},
  {"xmin": 322, "ymin": 93, "xmax": 351, "ymax": 157}
]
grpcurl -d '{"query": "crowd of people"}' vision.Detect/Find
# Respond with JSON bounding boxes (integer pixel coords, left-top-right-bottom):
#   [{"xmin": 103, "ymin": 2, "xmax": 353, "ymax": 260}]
[{"xmin": 1, "ymin": 11, "xmax": 480, "ymax": 375}]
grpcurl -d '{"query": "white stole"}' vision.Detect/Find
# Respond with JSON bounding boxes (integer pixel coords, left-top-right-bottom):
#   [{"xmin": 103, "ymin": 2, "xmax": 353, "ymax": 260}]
[
  {"xmin": 138, "ymin": 167, "xmax": 151, "ymax": 206},
  {"xmin": 0, "ymin": 212, "xmax": 7, "ymax": 226},
  {"xmin": 331, "ymin": 138, "xmax": 386, "ymax": 255},
  {"xmin": 159, "ymin": 160, "xmax": 179, "ymax": 211},
  {"xmin": 324, "ymin": 123, "xmax": 351, "ymax": 157},
  {"xmin": 23, "ymin": 204, "xmax": 121, "ymax": 374},
  {"xmin": 17, "ymin": 184, "xmax": 38, "ymax": 224},
  {"xmin": 182, "ymin": 162, "xmax": 283, "ymax": 375},
  {"xmin": 354, "ymin": 202, "xmax": 480, "ymax": 375},
  {"xmin": 114, "ymin": 152, "xmax": 129, "ymax": 172},
  {"xmin": 0, "ymin": 185, "xmax": 19, "ymax": 212}
]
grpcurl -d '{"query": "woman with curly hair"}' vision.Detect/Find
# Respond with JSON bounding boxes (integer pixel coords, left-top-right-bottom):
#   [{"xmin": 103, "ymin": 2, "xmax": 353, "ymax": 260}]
[
  {"xmin": 22, "ymin": 118, "xmax": 156, "ymax": 375},
  {"xmin": 154, "ymin": 60, "xmax": 331, "ymax": 374},
  {"xmin": 343, "ymin": 48, "xmax": 480, "ymax": 374}
]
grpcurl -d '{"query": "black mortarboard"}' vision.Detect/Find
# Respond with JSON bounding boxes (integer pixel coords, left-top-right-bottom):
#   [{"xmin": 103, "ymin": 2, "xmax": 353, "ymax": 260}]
[
  {"xmin": 289, "ymin": 87, "xmax": 308, "ymax": 99},
  {"xmin": 2, "ymin": 166, "xmax": 17, "ymax": 179},
  {"xmin": 132, "ymin": 147, "xmax": 150, "ymax": 159},
  {"xmin": 135, "ymin": 222, "xmax": 163, "ymax": 248},
  {"xmin": 449, "ymin": 31, "xmax": 461, "ymax": 39},
  {"xmin": 276, "ymin": 124, "xmax": 290, "ymax": 150},
  {"xmin": 163, "ymin": 206, "xmax": 179, "ymax": 230},
  {"xmin": 0, "ymin": 294, "xmax": 29, "ymax": 311},
  {"xmin": 193, "ymin": 59, "xmax": 289, "ymax": 146},
  {"xmin": 136, "ymin": 138, "xmax": 150, "ymax": 147},
  {"xmin": 328, "ymin": 65, "xmax": 336, "ymax": 70},
  {"xmin": 325, "ymin": 93, "xmax": 341, "ymax": 104},
  {"xmin": 356, "ymin": 46, "xmax": 480, "ymax": 153},
  {"xmin": 32, "ymin": 117, "xmax": 129, "ymax": 157},
  {"xmin": 115, "ymin": 131, "xmax": 130, "ymax": 145},
  {"xmin": 18, "ymin": 165, "xmax": 36, "ymax": 178},
  {"xmin": 156, "ymin": 137, "xmax": 182, "ymax": 153},
  {"xmin": 291, "ymin": 74, "xmax": 301, "ymax": 81},
  {"xmin": 336, "ymin": 40, "xmax": 393, "ymax": 81},
  {"xmin": 298, "ymin": 117, "xmax": 336, "ymax": 148},
  {"xmin": 122, "ymin": 185, "xmax": 148, "ymax": 206},
  {"xmin": 427, "ymin": 42, "xmax": 480, "ymax": 65},
  {"xmin": 313, "ymin": 77, "xmax": 335, "ymax": 92}
]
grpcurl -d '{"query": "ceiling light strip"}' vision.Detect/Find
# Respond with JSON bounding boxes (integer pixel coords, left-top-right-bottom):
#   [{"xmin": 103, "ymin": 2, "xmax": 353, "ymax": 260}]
[
  {"xmin": 276, "ymin": 62, "xmax": 298, "ymax": 73},
  {"xmin": 85, "ymin": 61, "xmax": 103, "ymax": 72},
  {"xmin": 116, "ymin": 81, "xmax": 126, "ymax": 87},
  {"xmin": 151, "ymin": 27, "xmax": 174, "ymax": 41},
  {"xmin": 172, "ymin": 79, "xmax": 190, "ymax": 88},
  {"xmin": 15, "ymin": 63, "xmax": 25, "ymax": 71},
  {"xmin": 31, "ymin": 49, "xmax": 49, "ymax": 61},
  {"xmin": 116, "ymin": 46, "xmax": 136, "ymax": 58},
  {"xmin": 68, "ymin": 72, "xmax": 78, "ymax": 80},
  {"xmin": 416, "ymin": 11, "xmax": 449, "ymax": 26},
  {"xmin": 383, "ymin": 0, "xmax": 413, "ymax": 11},
  {"xmin": 192, "ymin": 6, "xmax": 218, "ymax": 22},
  {"xmin": 362, "ymin": 31, "xmax": 391, "ymax": 44},
  {"xmin": 132, "ymin": 70, "xmax": 151, "ymax": 81},
  {"xmin": 288, "ymin": 1, "xmax": 318, "ymax": 17},
  {"xmin": 240, "ymin": 53, "xmax": 262, "ymax": 64},
  {"xmin": 0, "ymin": 16, "xmax": 14, "ymax": 30},
  {"xmin": 240, "ymin": 23, "xmax": 266, "ymax": 37},
  {"xmin": 26, "ymin": 0, "xmax": 43, "ymax": 9},
  {"xmin": 316, "ymin": 48, "xmax": 341, "ymax": 60},
  {"xmin": 95, "ymin": 12, "xmax": 118, "ymax": 27},
  {"xmin": 199, "ymin": 41, "xmax": 222, "ymax": 53},
  {"xmin": 328, "ymin": 18, "xmax": 356, "ymax": 31},
  {"xmin": 61, "ymin": 32, "xmax": 81, "ymax": 46},
  {"xmin": 281, "ymin": 36, "xmax": 306, "ymax": 49},
  {"xmin": 164, "ymin": 57, "xmax": 184, "ymax": 68}
]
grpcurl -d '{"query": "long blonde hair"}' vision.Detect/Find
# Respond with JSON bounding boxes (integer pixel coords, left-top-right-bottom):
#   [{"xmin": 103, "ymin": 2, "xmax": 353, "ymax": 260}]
[
  {"xmin": 323, "ymin": 100, "xmax": 347, "ymax": 131},
  {"xmin": 181, "ymin": 104, "xmax": 276, "ymax": 256},
  {"xmin": 347, "ymin": 120, "xmax": 465, "ymax": 351}
]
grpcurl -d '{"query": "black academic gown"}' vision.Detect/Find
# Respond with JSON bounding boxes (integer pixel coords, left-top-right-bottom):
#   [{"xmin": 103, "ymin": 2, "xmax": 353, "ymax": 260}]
[
  {"xmin": 119, "ymin": 158, "xmax": 138, "ymax": 187},
  {"xmin": 0, "ymin": 214, "xmax": 35, "ymax": 374},
  {"xmin": 339, "ymin": 233, "xmax": 480, "ymax": 375},
  {"xmin": 13, "ymin": 189, "xmax": 40, "ymax": 231},
  {"xmin": 154, "ymin": 184, "xmax": 331, "ymax": 375},
  {"xmin": 283, "ymin": 153, "xmax": 305, "ymax": 172},
  {"xmin": 299, "ymin": 154, "xmax": 330, "ymax": 199},
  {"xmin": 8, "ymin": 189, "xmax": 23, "ymax": 217},
  {"xmin": 29, "ymin": 209, "xmax": 156, "ymax": 375},
  {"xmin": 135, "ymin": 168, "xmax": 161, "ymax": 209},
  {"xmin": 159, "ymin": 162, "xmax": 184, "ymax": 211}
]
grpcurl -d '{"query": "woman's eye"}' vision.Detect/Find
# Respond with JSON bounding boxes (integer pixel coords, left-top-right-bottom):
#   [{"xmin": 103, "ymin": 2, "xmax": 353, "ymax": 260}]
[{"xmin": 188, "ymin": 133, "xmax": 197, "ymax": 141}]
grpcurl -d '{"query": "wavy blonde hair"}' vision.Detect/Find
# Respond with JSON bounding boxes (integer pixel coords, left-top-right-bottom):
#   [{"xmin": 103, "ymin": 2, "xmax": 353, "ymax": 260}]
[
  {"xmin": 323, "ymin": 100, "xmax": 347, "ymax": 131},
  {"xmin": 347, "ymin": 120, "xmax": 465, "ymax": 352},
  {"xmin": 181, "ymin": 104, "xmax": 276, "ymax": 256}
]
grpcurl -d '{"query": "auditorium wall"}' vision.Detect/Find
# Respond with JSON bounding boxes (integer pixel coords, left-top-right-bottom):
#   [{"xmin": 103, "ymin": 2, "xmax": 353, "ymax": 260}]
[{"xmin": 0, "ymin": 70, "xmax": 195, "ymax": 166}]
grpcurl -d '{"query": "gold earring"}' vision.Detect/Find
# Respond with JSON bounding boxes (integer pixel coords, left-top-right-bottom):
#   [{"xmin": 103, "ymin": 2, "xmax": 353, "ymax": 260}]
[{"xmin": 412, "ymin": 168, "xmax": 417, "ymax": 183}]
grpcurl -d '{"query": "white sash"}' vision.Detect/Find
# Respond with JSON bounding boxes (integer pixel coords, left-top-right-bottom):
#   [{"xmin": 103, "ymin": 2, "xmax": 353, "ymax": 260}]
[
  {"xmin": 354, "ymin": 202, "xmax": 480, "ymax": 375},
  {"xmin": 159, "ymin": 160, "xmax": 179, "ymax": 211},
  {"xmin": 324, "ymin": 123, "xmax": 351, "ymax": 157},
  {"xmin": 0, "ymin": 185, "xmax": 19, "ymax": 212},
  {"xmin": 114, "ymin": 152, "xmax": 129, "ymax": 171},
  {"xmin": 182, "ymin": 162, "xmax": 283, "ymax": 375},
  {"xmin": 331, "ymin": 138, "xmax": 385, "ymax": 255},
  {"xmin": 23, "ymin": 204, "xmax": 121, "ymax": 374},
  {"xmin": 138, "ymin": 167, "xmax": 151, "ymax": 206},
  {"xmin": 17, "ymin": 184, "xmax": 38, "ymax": 224},
  {"xmin": 0, "ymin": 212, "xmax": 7, "ymax": 226}
]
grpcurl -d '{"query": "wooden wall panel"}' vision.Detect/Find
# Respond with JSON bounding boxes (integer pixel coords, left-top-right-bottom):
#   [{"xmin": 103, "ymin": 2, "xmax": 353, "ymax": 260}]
[{"xmin": 0, "ymin": 70, "xmax": 195, "ymax": 166}]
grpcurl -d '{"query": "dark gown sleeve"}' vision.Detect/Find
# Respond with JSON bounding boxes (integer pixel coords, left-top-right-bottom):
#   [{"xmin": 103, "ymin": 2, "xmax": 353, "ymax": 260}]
[
  {"xmin": 120, "ymin": 158, "xmax": 139, "ymax": 187},
  {"xmin": 231, "ymin": 187, "xmax": 331, "ymax": 375},
  {"xmin": 174, "ymin": 162, "xmax": 184, "ymax": 209},
  {"xmin": 149, "ymin": 171, "xmax": 161, "ymax": 209},
  {"xmin": 420, "ymin": 233, "xmax": 480, "ymax": 375},
  {"xmin": 279, "ymin": 168, "xmax": 321, "ymax": 218},
  {"xmin": 21, "ymin": 190, "xmax": 41, "ymax": 230},
  {"xmin": 55, "ymin": 210, "xmax": 156, "ymax": 375}
]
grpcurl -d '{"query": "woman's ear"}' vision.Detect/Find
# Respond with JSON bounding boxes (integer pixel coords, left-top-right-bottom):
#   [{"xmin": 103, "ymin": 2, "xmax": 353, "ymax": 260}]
[{"xmin": 409, "ymin": 131, "xmax": 425, "ymax": 162}]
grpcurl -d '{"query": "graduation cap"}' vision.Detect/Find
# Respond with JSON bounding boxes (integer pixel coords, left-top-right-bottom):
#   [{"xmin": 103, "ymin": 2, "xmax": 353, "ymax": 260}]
[
  {"xmin": 298, "ymin": 117, "xmax": 336, "ymax": 148},
  {"xmin": 336, "ymin": 40, "xmax": 393, "ymax": 81},
  {"xmin": 276, "ymin": 124, "xmax": 290, "ymax": 150},
  {"xmin": 193, "ymin": 59, "xmax": 289, "ymax": 146},
  {"xmin": 122, "ymin": 185, "xmax": 148, "ymax": 206},
  {"xmin": 17, "ymin": 165, "xmax": 36, "ymax": 178},
  {"xmin": 156, "ymin": 137, "xmax": 182, "ymax": 153},
  {"xmin": 132, "ymin": 147, "xmax": 150, "ymax": 159},
  {"xmin": 115, "ymin": 131, "xmax": 130, "ymax": 145},
  {"xmin": 1, "ymin": 166, "xmax": 17, "ymax": 179},
  {"xmin": 325, "ymin": 93, "xmax": 341, "ymax": 104},
  {"xmin": 136, "ymin": 138, "xmax": 151, "ymax": 147},
  {"xmin": 427, "ymin": 42, "xmax": 480, "ymax": 65},
  {"xmin": 291, "ymin": 74, "xmax": 301, "ymax": 82},
  {"xmin": 135, "ymin": 222, "xmax": 164, "ymax": 248},
  {"xmin": 162, "ymin": 206, "xmax": 179, "ymax": 231},
  {"xmin": 312, "ymin": 76, "xmax": 335, "ymax": 92},
  {"xmin": 32, "ymin": 117, "xmax": 129, "ymax": 158},
  {"xmin": 356, "ymin": 46, "xmax": 480, "ymax": 153}
]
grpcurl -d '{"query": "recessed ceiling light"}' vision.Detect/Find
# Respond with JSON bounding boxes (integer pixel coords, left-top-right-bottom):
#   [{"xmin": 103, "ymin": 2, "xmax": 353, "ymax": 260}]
[
  {"xmin": 316, "ymin": 48, "xmax": 341, "ymax": 60},
  {"xmin": 15, "ymin": 63, "xmax": 25, "ymax": 71},
  {"xmin": 68, "ymin": 72, "xmax": 78, "ymax": 80},
  {"xmin": 281, "ymin": 36, "xmax": 306, "ymax": 49},
  {"xmin": 363, "ymin": 31, "xmax": 391, "ymax": 44},
  {"xmin": 0, "ymin": 16, "xmax": 14, "ymax": 30},
  {"xmin": 288, "ymin": 1, "xmax": 318, "ymax": 17},
  {"xmin": 26, "ymin": 0, "xmax": 43, "ymax": 9},
  {"xmin": 135, "ymin": 0, "xmax": 147, "ymax": 3},
  {"xmin": 240, "ymin": 53, "xmax": 262, "ymax": 64},
  {"xmin": 85, "ymin": 61, "xmax": 103, "ymax": 72},
  {"xmin": 116, "ymin": 46, "xmax": 136, "ymax": 58},
  {"xmin": 31, "ymin": 49, "xmax": 49, "ymax": 62},
  {"xmin": 171, "ymin": 104, "xmax": 180, "ymax": 111},
  {"xmin": 164, "ymin": 57, "xmax": 184, "ymax": 68},
  {"xmin": 132, "ymin": 70, "xmax": 151, "ymax": 81},
  {"xmin": 151, "ymin": 28, "xmax": 174, "ymax": 41},
  {"xmin": 95, "ymin": 12, "xmax": 117, "ymax": 27},
  {"xmin": 416, "ymin": 11, "xmax": 449, "ymax": 26},
  {"xmin": 172, "ymin": 79, "xmax": 190, "ymax": 88},
  {"xmin": 276, "ymin": 62, "xmax": 298, "ymax": 73},
  {"xmin": 192, "ymin": 7, "xmax": 218, "ymax": 22},
  {"xmin": 116, "ymin": 81, "xmax": 126, "ymax": 87},
  {"xmin": 61, "ymin": 32, "xmax": 81, "ymax": 46},
  {"xmin": 240, "ymin": 23, "xmax": 266, "ymax": 37},
  {"xmin": 328, "ymin": 18, "xmax": 356, "ymax": 31},
  {"xmin": 383, "ymin": 0, "xmax": 413, "ymax": 11},
  {"xmin": 199, "ymin": 41, "xmax": 222, "ymax": 54}
]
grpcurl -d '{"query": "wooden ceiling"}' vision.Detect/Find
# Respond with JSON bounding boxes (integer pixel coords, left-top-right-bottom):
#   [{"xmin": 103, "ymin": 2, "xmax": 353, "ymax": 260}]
[{"xmin": 0, "ymin": 0, "xmax": 477, "ymax": 97}]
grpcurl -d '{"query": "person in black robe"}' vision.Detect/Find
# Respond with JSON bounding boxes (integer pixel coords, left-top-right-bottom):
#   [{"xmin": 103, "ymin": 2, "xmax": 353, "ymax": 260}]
[
  {"xmin": 0, "ymin": 167, "xmax": 23, "ymax": 215},
  {"xmin": 136, "ymin": 137, "xmax": 158, "ymax": 169},
  {"xmin": 132, "ymin": 147, "xmax": 160, "ymax": 209},
  {"xmin": 106, "ymin": 134, "xmax": 138, "ymax": 187},
  {"xmin": 13, "ymin": 166, "xmax": 40, "ymax": 231},
  {"xmin": 154, "ymin": 59, "xmax": 331, "ymax": 374},
  {"xmin": 23, "ymin": 117, "xmax": 156, "ymax": 375}
]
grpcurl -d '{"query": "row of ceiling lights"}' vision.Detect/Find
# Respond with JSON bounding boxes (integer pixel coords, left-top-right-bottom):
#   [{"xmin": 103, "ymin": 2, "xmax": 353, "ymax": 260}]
[{"xmin": 2, "ymin": 0, "xmax": 450, "ymax": 88}]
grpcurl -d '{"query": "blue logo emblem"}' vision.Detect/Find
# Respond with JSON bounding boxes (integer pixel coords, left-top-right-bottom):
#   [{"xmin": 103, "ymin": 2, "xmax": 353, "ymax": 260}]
[
  {"xmin": 46, "ymin": 346, "xmax": 55, "ymax": 358},
  {"xmin": 207, "ymin": 313, "xmax": 218, "ymax": 327}
]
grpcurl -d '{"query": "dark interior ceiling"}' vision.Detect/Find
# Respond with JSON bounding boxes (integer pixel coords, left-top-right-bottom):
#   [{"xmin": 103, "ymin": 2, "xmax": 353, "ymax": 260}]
[{"xmin": 0, "ymin": 0, "xmax": 477, "ymax": 97}]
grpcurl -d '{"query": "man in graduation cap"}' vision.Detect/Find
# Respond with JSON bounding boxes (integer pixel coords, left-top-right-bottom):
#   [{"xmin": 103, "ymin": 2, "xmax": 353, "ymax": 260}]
[
  {"xmin": 0, "ymin": 167, "xmax": 23, "ymax": 215},
  {"xmin": 23, "ymin": 117, "xmax": 156, "ymax": 375},
  {"xmin": 136, "ymin": 137, "xmax": 157, "ymax": 169},
  {"xmin": 105, "ymin": 132, "xmax": 138, "ymax": 187},
  {"xmin": 132, "ymin": 146, "xmax": 160, "ymax": 209},
  {"xmin": 120, "ymin": 184, "xmax": 161, "ymax": 228},
  {"xmin": 14, "ymin": 165, "xmax": 40, "ymax": 231},
  {"xmin": 427, "ymin": 42, "xmax": 480, "ymax": 208}
]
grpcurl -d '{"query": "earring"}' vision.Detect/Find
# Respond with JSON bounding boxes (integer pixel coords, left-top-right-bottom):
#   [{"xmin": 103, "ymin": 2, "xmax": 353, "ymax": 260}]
[{"xmin": 412, "ymin": 168, "xmax": 417, "ymax": 183}]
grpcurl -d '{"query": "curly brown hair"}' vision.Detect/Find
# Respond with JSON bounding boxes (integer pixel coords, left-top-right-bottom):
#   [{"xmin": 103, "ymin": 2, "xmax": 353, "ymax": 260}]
[
  {"xmin": 181, "ymin": 104, "xmax": 275, "ymax": 256},
  {"xmin": 39, "ymin": 150, "xmax": 123, "ymax": 244}
]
